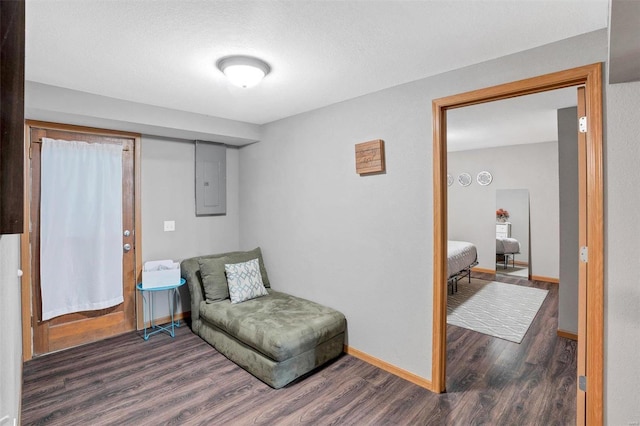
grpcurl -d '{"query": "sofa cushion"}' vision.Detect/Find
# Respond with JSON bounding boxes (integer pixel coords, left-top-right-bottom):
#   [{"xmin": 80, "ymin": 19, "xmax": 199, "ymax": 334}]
[
  {"xmin": 199, "ymin": 290, "xmax": 346, "ymax": 362},
  {"xmin": 198, "ymin": 247, "xmax": 271, "ymax": 303},
  {"xmin": 198, "ymin": 257, "xmax": 230, "ymax": 302},
  {"xmin": 225, "ymin": 258, "xmax": 268, "ymax": 304}
]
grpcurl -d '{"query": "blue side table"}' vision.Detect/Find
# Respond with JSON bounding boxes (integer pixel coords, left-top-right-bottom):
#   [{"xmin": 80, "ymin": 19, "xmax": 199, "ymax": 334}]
[{"xmin": 136, "ymin": 278, "xmax": 186, "ymax": 340}]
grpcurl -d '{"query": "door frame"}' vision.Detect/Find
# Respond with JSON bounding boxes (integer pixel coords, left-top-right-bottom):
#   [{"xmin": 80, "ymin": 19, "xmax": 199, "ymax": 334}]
[
  {"xmin": 21, "ymin": 120, "xmax": 143, "ymax": 360},
  {"xmin": 431, "ymin": 63, "xmax": 603, "ymax": 425}
]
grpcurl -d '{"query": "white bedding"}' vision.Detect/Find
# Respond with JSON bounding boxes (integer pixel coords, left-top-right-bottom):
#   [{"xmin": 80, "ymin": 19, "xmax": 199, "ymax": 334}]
[
  {"xmin": 496, "ymin": 237, "xmax": 520, "ymax": 254},
  {"xmin": 447, "ymin": 240, "xmax": 478, "ymax": 277}
]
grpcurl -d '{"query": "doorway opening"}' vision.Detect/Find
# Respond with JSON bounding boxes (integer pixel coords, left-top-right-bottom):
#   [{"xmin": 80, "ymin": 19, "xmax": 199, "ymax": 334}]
[{"xmin": 431, "ymin": 63, "xmax": 603, "ymax": 425}]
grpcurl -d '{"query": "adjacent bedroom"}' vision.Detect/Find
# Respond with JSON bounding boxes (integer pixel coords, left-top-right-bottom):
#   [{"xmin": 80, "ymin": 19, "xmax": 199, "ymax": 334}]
[{"xmin": 443, "ymin": 86, "xmax": 582, "ymax": 412}]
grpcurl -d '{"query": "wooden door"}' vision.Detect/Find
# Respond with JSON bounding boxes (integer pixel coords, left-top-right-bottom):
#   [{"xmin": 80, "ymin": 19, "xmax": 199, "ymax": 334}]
[
  {"xmin": 28, "ymin": 123, "xmax": 137, "ymax": 355},
  {"xmin": 576, "ymin": 86, "xmax": 587, "ymax": 425}
]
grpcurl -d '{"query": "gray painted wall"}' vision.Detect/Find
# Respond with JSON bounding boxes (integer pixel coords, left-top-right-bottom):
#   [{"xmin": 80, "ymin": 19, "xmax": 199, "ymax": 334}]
[
  {"xmin": 557, "ymin": 107, "xmax": 579, "ymax": 334},
  {"xmin": 238, "ymin": 31, "xmax": 605, "ymax": 380},
  {"xmin": 141, "ymin": 135, "xmax": 240, "ymax": 318},
  {"xmin": 0, "ymin": 235, "xmax": 21, "ymax": 424},
  {"xmin": 605, "ymin": 80, "xmax": 640, "ymax": 424},
  {"xmin": 448, "ymin": 142, "xmax": 558, "ymax": 278},
  {"xmin": 3, "ymin": 26, "xmax": 637, "ymax": 424},
  {"xmin": 26, "ymin": 82, "xmax": 260, "ymax": 146}
]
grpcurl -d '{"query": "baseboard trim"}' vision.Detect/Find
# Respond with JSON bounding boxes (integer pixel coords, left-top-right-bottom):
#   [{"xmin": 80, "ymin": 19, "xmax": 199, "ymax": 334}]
[
  {"xmin": 344, "ymin": 345, "xmax": 432, "ymax": 391},
  {"xmin": 557, "ymin": 329, "xmax": 578, "ymax": 341},
  {"xmin": 471, "ymin": 267, "xmax": 495, "ymax": 274},
  {"xmin": 531, "ymin": 275, "xmax": 559, "ymax": 284}
]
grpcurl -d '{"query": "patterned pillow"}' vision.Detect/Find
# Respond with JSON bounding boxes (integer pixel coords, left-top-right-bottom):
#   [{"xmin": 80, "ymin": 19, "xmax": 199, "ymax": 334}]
[{"xmin": 225, "ymin": 258, "xmax": 268, "ymax": 304}]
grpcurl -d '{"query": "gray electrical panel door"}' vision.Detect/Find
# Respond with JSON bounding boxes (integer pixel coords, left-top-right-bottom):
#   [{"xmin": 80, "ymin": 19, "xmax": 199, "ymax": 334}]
[{"xmin": 195, "ymin": 141, "xmax": 226, "ymax": 215}]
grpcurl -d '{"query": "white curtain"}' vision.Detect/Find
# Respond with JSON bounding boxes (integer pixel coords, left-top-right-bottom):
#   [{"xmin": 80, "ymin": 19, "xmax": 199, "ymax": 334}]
[{"xmin": 40, "ymin": 138, "xmax": 123, "ymax": 321}]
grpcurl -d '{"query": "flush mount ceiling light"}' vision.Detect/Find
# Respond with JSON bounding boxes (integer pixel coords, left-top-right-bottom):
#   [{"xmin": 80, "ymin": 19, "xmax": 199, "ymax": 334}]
[{"xmin": 216, "ymin": 55, "xmax": 271, "ymax": 89}]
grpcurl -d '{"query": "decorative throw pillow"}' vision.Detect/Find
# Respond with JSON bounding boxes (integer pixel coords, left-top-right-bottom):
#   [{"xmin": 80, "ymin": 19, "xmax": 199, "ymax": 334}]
[
  {"xmin": 225, "ymin": 258, "xmax": 268, "ymax": 304},
  {"xmin": 240, "ymin": 247, "xmax": 271, "ymax": 288},
  {"xmin": 197, "ymin": 247, "xmax": 271, "ymax": 303},
  {"xmin": 198, "ymin": 257, "xmax": 230, "ymax": 302}
]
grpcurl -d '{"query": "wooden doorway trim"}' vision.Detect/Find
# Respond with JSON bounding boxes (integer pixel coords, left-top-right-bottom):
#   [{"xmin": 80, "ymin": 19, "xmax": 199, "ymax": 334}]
[
  {"xmin": 576, "ymin": 85, "xmax": 588, "ymax": 424},
  {"xmin": 21, "ymin": 120, "xmax": 143, "ymax": 360},
  {"xmin": 431, "ymin": 63, "xmax": 603, "ymax": 425}
]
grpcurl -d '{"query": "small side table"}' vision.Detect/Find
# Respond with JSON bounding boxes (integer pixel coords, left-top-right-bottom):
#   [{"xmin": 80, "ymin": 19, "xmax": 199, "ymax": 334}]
[{"xmin": 136, "ymin": 278, "xmax": 186, "ymax": 340}]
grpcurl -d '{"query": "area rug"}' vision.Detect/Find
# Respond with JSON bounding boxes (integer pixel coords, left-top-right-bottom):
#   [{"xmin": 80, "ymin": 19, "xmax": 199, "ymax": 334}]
[{"xmin": 447, "ymin": 278, "xmax": 548, "ymax": 343}]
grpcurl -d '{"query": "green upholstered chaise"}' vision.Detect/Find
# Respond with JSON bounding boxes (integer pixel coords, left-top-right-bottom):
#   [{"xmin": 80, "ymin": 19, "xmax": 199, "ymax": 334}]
[{"xmin": 180, "ymin": 248, "xmax": 346, "ymax": 389}]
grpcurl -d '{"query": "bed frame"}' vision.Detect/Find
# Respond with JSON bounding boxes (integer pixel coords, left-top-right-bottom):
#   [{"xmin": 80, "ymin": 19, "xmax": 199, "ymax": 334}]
[
  {"xmin": 496, "ymin": 253, "xmax": 518, "ymax": 269},
  {"xmin": 447, "ymin": 259, "xmax": 478, "ymax": 294}
]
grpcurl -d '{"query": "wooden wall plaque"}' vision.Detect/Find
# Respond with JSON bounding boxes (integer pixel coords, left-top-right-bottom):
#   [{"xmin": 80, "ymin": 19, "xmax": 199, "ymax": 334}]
[{"xmin": 355, "ymin": 139, "xmax": 385, "ymax": 175}]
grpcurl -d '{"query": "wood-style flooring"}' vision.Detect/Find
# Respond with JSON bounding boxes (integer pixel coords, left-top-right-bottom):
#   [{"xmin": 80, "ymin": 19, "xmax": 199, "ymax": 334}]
[{"xmin": 22, "ymin": 273, "xmax": 576, "ymax": 425}]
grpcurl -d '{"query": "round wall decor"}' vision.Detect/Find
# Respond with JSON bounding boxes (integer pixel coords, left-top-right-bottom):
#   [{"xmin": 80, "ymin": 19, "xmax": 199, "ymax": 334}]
[
  {"xmin": 458, "ymin": 172, "xmax": 472, "ymax": 187},
  {"xmin": 477, "ymin": 171, "xmax": 493, "ymax": 186},
  {"xmin": 447, "ymin": 174, "xmax": 454, "ymax": 187}
]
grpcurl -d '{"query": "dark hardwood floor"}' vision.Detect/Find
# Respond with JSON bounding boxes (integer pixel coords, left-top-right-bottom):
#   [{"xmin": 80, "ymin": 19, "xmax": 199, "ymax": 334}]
[{"xmin": 22, "ymin": 273, "xmax": 576, "ymax": 425}]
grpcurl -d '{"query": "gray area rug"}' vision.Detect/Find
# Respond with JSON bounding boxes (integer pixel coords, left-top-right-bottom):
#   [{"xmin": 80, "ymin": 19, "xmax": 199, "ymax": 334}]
[{"xmin": 447, "ymin": 278, "xmax": 548, "ymax": 343}]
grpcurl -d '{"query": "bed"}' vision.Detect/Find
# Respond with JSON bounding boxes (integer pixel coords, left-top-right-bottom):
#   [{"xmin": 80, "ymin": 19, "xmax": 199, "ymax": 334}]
[
  {"xmin": 447, "ymin": 240, "xmax": 478, "ymax": 294},
  {"xmin": 496, "ymin": 237, "xmax": 521, "ymax": 269}
]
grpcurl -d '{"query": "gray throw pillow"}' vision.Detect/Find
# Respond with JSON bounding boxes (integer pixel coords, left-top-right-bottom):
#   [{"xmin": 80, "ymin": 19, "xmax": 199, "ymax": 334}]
[
  {"xmin": 198, "ymin": 256, "xmax": 230, "ymax": 302},
  {"xmin": 198, "ymin": 247, "xmax": 271, "ymax": 303}
]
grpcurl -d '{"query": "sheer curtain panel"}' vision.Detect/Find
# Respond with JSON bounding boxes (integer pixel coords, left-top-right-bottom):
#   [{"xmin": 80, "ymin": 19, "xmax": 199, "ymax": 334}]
[{"xmin": 40, "ymin": 138, "xmax": 123, "ymax": 320}]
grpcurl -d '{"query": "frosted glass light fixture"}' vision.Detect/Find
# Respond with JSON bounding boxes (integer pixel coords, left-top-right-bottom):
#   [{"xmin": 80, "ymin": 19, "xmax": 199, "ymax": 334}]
[{"xmin": 216, "ymin": 56, "xmax": 271, "ymax": 88}]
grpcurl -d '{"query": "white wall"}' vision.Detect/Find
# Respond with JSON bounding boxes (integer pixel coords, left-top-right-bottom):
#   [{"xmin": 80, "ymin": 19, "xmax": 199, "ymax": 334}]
[
  {"xmin": 239, "ymin": 30, "xmax": 606, "ymax": 380},
  {"xmin": 604, "ymin": 80, "xmax": 640, "ymax": 424},
  {"xmin": 448, "ymin": 142, "xmax": 559, "ymax": 278},
  {"xmin": 0, "ymin": 235, "xmax": 22, "ymax": 424},
  {"xmin": 141, "ymin": 136, "xmax": 240, "ymax": 318}
]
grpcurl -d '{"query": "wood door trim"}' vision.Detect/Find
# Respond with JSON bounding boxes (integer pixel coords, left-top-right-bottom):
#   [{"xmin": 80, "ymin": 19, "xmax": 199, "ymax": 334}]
[
  {"xmin": 576, "ymin": 85, "xmax": 588, "ymax": 424},
  {"xmin": 134, "ymin": 134, "xmax": 144, "ymax": 331},
  {"xmin": 25, "ymin": 120, "xmax": 141, "ymax": 139},
  {"xmin": 584, "ymin": 63, "xmax": 604, "ymax": 426},
  {"xmin": 431, "ymin": 63, "xmax": 603, "ymax": 425},
  {"xmin": 21, "ymin": 121, "xmax": 142, "ymax": 360},
  {"xmin": 29, "ymin": 128, "xmax": 45, "ymax": 353}
]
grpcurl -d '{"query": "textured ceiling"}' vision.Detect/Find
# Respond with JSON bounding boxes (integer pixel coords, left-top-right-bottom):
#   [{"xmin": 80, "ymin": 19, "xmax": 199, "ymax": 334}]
[
  {"xmin": 26, "ymin": 0, "xmax": 608, "ymax": 128},
  {"xmin": 447, "ymin": 87, "xmax": 579, "ymax": 152},
  {"xmin": 25, "ymin": 1, "xmax": 609, "ymax": 150}
]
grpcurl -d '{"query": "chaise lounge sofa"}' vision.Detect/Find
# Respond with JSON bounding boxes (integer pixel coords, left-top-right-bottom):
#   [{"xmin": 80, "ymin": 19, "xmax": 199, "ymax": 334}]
[{"xmin": 180, "ymin": 248, "xmax": 346, "ymax": 389}]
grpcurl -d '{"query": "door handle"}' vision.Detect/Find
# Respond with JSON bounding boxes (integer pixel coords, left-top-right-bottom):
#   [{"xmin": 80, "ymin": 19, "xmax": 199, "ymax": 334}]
[{"xmin": 123, "ymin": 243, "xmax": 131, "ymax": 252}]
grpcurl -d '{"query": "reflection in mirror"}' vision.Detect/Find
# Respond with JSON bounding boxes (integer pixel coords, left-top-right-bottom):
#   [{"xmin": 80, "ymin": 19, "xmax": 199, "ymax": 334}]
[{"xmin": 495, "ymin": 189, "xmax": 530, "ymax": 278}]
